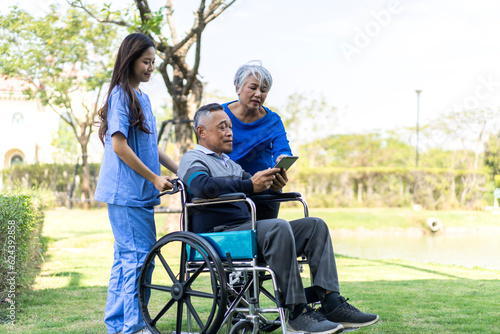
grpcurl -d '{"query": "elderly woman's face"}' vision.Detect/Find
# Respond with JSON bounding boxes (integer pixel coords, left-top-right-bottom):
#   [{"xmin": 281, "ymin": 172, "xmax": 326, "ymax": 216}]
[{"xmin": 237, "ymin": 75, "xmax": 269, "ymax": 111}]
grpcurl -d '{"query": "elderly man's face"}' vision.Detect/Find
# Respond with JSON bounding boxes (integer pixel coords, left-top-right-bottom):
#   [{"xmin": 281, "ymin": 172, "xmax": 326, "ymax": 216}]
[{"xmin": 198, "ymin": 110, "xmax": 233, "ymax": 156}]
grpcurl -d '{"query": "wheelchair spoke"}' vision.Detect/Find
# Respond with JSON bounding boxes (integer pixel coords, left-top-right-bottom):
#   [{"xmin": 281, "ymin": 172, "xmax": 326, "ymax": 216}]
[
  {"xmin": 151, "ymin": 298, "xmax": 176, "ymax": 326},
  {"xmin": 142, "ymin": 283, "xmax": 172, "ymax": 293},
  {"xmin": 186, "ymin": 289, "xmax": 215, "ymax": 299},
  {"xmin": 184, "ymin": 262, "xmax": 207, "ymax": 287},
  {"xmin": 175, "ymin": 300, "xmax": 184, "ymax": 334},
  {"xmin": 179, "ymin": 242, "xmax": 187, "ymax": 281},
  {"xmin": 185, "ymin": 297, "xmax": 206, "ymax": 329},
  {"xmin": 157, "ymin": 251, "xmax": 178, "ymax": 283}
]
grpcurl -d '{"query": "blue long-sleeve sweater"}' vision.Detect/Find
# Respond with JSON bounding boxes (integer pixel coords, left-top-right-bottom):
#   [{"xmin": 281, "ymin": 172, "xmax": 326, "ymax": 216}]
[{"xmin": 222, "ymin": 101, "xmax": 292, "ymax": 175}]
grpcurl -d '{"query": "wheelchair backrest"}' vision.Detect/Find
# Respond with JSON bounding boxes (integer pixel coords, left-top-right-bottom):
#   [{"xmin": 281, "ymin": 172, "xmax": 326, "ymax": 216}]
[{"xmin": 164, "ymin": 179, "xmax": 258, "ymax": 261}]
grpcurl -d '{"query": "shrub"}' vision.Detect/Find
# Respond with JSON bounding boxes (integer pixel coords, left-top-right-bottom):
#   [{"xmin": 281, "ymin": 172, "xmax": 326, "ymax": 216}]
[
  {"xmin": 2, "ymin": 162, "xmax": 101, "ymax": 208},
  {"xmin": 494, "ymin": 175, "xmax": 500, "ymax": 188},
  {"xmin": 0, "ymin": 194, "xmax": 44, "ymax": 324},
  {"xmin": 287, "ymin": 167, "xmax": 489, "ymax": 209}
]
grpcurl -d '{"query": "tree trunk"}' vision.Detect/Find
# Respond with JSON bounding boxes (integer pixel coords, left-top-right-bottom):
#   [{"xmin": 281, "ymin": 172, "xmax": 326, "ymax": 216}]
[
  {"xmin": 80, "ymin": 143, "xmax": 92, "ymax": 210},
  {"xmin": 357, "ymin": 182, "xmax": 363, "ymax": 204},
  {"xmin": 166, "ymin": 64, "xmax": 204, "ymax": 157},
  {"xmin": 171, "ymin": 98, "xmax": 193, "ymax": 158}
]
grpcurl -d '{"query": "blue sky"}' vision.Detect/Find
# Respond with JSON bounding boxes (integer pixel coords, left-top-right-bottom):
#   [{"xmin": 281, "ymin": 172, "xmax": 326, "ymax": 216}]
[
  {"xmin": 196, "ymin": 0, "xmax": 500, "ymax": 134},
  {"xmin": 3, "ymin": 0, "xmax": 500, "ymax": 134}
]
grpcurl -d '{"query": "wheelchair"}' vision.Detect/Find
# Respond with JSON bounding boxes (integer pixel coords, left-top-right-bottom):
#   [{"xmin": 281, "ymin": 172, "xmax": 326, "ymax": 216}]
[{"xmin": 138, "ymin": 179, "xmax": 311, "ymax": 334}]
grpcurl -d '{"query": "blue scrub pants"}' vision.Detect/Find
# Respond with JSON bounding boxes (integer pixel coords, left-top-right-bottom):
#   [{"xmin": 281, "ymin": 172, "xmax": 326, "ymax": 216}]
[{"xmin": 105, "ymin": 204, "xmax": 156, "ymax": 334}]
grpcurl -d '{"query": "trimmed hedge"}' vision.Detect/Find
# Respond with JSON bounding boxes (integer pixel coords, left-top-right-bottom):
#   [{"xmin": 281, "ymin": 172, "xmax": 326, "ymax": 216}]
[
  {"xmin": 287, "ymin": 167, "xmax": 490, "ymax": 209},
  {"xmin": 0, "ymin": 194, "xmax": 44, "ymax": 324},
  {"xmin": 2, "ymin": 164, "xmax": 491, "ymax": 210},
  {"xmin": 2, "ymin": 162, "xmax": 101, "ymax": 208}
]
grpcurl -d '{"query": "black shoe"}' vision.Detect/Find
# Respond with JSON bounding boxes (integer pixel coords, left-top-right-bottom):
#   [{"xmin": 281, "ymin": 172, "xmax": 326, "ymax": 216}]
[
  {"xmin": 319, "ymin": 296, "xmax": 379, "ymax": 328},
  {"xmin": 288, "ymin": 305, "xmax": 344, "ymax": 334}
]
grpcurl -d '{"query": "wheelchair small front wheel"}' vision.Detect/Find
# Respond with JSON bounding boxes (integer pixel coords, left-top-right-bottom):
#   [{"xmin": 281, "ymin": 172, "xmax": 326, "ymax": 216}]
[
  {"xmin": 138, "ymin": 231, "xmax": 227, "ymax": 334},
  {"xmin": 229, "ymin": 320, "xmax": 255, "ymax": 334}
]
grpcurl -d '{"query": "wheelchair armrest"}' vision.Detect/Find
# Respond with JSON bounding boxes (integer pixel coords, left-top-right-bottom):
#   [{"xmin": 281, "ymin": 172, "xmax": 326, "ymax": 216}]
[
  {"xmin": 192, "ymin": 192, "xmax": 247, "ymax": 204},
  {"xmin": 249, "ymin": 192, "xmax": 302, "ymax": 203}
]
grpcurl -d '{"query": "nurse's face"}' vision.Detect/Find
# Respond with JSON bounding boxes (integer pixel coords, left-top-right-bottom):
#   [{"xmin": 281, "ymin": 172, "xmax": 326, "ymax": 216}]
[
  {"xmin": 129, "ymin": 46, "xmax": 155, "ymax": 89},
  {"xmin": 198, "ymin": 110, "xmax": 233, "ymax": 156}
]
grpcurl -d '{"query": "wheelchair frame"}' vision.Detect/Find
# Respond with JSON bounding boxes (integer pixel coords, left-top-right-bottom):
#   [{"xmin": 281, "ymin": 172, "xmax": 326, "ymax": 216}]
[{"xmin": 138, "ymin": 179, "xmax": 310, "ymax": 334}]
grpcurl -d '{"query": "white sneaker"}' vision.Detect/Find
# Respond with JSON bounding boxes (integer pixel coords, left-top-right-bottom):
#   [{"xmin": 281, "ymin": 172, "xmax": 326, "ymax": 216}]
[{"xmin": 132, "ymin": 327, "xmax": 153, "ymax": 334}]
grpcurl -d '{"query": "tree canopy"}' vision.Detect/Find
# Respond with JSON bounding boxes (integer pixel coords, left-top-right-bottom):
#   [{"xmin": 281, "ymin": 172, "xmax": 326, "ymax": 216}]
[
  {"xmin": 0, "ymin": 4, "xmax": 119, "ymax": 206},
  {"xmin": 70, "ymin": 0, "xmax": 237, "ymax": 155}
]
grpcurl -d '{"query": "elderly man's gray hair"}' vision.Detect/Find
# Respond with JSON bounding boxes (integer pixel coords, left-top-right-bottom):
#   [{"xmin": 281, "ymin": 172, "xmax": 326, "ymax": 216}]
[
  {"xmin": 233, "ymin": 60, "xmax": 273, "ymax": 93},
  {"xmin": 193, "ymin": 103, "xmax": 224, "ymax": 133}
]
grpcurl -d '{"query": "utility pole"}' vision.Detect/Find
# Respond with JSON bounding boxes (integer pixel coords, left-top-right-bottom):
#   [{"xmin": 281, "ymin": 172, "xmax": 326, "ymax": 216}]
[{"xmin": 415, "ymin": 89, "xmax": 422, "ymax": 167}]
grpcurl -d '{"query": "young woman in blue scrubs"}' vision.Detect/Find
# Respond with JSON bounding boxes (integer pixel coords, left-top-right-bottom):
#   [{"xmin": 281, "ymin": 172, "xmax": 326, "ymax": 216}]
[{"xmin": 95, "ymin": 33, "xmax": 178, "ymax": 334}]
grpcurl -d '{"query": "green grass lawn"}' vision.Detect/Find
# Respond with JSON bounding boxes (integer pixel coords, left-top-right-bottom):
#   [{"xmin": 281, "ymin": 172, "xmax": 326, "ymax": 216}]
[{"xmin": 4, "ymin": 208, "xmax": 500, "ymax": 333}]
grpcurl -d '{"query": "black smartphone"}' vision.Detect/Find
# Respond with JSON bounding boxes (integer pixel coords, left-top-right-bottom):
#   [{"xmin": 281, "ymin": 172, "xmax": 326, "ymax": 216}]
[{"xmin": 273, "ymin": 156, "xmax": 299, "ymax": 170}]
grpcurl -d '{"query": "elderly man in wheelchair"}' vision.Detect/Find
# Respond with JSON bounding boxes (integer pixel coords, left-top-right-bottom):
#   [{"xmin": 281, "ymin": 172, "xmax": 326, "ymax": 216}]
[{"xmin": 137, "ymin": 103, "xmax": 378, "ymax": 334}]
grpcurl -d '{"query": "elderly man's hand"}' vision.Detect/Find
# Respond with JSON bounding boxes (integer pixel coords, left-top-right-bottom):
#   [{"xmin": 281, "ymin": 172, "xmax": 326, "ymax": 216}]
[
  {"xmin": 251, "ymin": 168, "xmax": 280, "ymax": 193},
  {"xmin": 271, "ymin": 168, "xmax": 288, "ymax": 192}
]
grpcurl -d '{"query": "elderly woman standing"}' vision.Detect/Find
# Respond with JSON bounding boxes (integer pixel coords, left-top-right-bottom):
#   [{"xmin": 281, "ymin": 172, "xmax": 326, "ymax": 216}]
[{"xmin": 222, "ymin": 61, "xmax": 292, "ymax": 220}]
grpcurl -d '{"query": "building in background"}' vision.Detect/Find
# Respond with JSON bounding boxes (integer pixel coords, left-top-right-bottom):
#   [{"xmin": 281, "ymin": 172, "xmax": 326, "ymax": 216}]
[
  {"xmin": 0, "ymin": 76, "xmax": 59, "ymax": 170},
  {"xmin": 0, "ymin": 76, "xmax": 106, "ymax": 193}
]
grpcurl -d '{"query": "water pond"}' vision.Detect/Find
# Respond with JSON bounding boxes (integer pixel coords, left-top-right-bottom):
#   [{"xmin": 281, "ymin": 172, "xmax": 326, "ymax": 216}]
[{"xmin": 331, "ymin": 227, "xmax": 500, "ymax": 270}]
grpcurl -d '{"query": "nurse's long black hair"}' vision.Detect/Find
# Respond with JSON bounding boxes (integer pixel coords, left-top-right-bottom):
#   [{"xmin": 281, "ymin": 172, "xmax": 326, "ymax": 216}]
[{"xmin": 98, "ymin": 33, "xmax": 154, "ymax": 145}]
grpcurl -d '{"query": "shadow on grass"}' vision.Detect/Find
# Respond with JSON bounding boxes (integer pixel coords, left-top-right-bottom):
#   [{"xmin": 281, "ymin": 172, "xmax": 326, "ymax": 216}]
[
  {"xmin": 13, "ymin": 283, "xmax": 108, "ymax": 334},
  {"xmin": 333, "ymin": 255, "xmax": 500, "ymax": 333},
  {"xmin": 8, "ymin": 253, "xmax": 500, "ymax": 334},
  {"xmin": 8, "ymin": 229, "xmax": 499, "ymax": 334},
  {"xmin": 53, "ymin": 272, "xmax": 83, "ymax": 287},
  {"xmin": 339, "ymin": 278, "xmax": 500, "ymax": 334},
  {"xmin": 42, "ymin": 229, "xmax": 114, "ymax": 243},
  {"xmin": 337, "ymin": 254, "xmax": 465, "ymax": 279},
  {"xmin": 10, "ymin": 275, "xmax": 498, "ymax": 334},
  {"xmin": 4, "ymin": 235, "xmax": 109, "ymax": 332}
]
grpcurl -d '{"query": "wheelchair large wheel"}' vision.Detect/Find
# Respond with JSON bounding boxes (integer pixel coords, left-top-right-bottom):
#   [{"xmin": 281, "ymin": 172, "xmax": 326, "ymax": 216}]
[{"xmin": 138, "ymin": 231, "xmax": 227, "ymax": 334}]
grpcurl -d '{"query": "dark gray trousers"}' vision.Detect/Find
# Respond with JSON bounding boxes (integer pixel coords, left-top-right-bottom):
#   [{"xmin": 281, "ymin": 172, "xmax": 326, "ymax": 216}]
[{"xmin": 234, "ymin": 217, "xmax": 340, "ymax": 306}]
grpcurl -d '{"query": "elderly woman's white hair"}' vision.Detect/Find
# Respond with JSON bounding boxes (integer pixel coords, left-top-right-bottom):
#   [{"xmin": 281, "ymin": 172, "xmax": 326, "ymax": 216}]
[{"xmin": 233, "ymin": 60, "xmax": 273, "ymax": 93}]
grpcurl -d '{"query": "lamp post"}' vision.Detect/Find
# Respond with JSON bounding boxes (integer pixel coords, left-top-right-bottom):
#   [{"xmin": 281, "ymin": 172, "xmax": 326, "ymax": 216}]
[{"xmin": 415, "ymin": 89, "xmax": 422, "ymax": 167}]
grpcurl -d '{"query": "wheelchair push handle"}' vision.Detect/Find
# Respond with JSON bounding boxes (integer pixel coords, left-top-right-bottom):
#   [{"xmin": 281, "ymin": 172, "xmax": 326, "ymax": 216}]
[{"xmin": 157, "ymin": 178, "xmax": 180, "ymax": 198}]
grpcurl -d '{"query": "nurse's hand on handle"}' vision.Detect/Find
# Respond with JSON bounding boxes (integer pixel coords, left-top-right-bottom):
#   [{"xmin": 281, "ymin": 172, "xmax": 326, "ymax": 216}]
[{"xmin": 154, "ymin": 175, "xmax": 173, "ymax": 192}]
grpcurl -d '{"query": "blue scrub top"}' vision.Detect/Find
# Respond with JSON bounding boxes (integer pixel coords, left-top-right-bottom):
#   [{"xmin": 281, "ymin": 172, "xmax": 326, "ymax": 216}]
[{"xmin": 95, "ymin": 87, "xmax": 161, "ymax": 207}]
